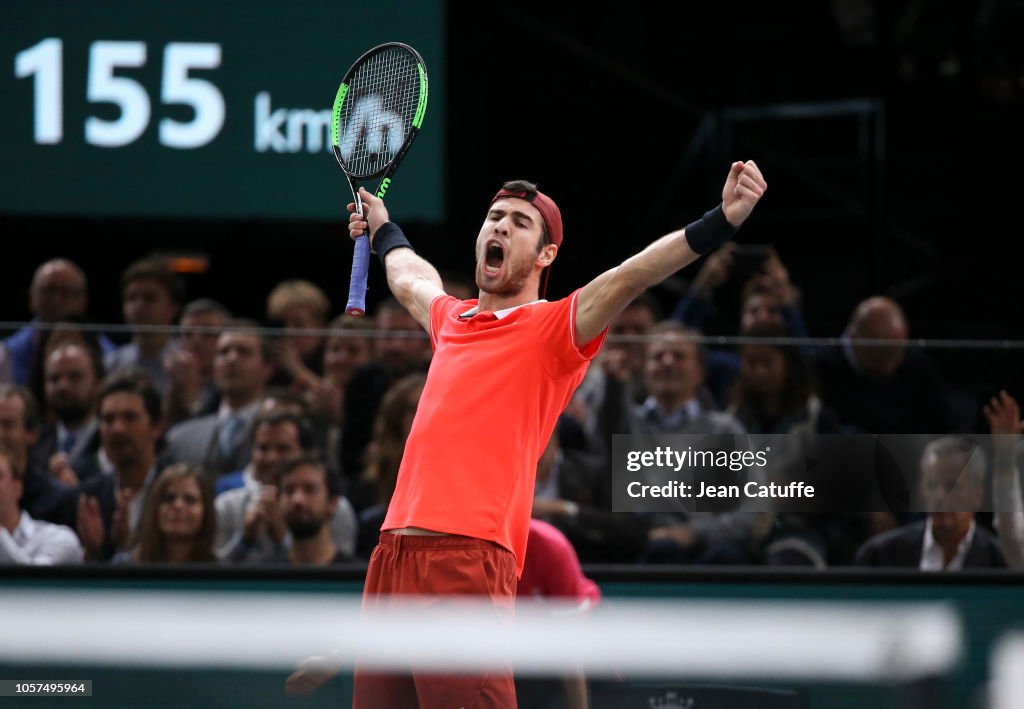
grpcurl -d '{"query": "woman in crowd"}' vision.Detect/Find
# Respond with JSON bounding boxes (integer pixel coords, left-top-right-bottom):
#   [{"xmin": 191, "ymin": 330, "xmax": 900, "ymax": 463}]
[{"xmin": 116, "ymin": 463, "xmax": 217, "ymax": 564}]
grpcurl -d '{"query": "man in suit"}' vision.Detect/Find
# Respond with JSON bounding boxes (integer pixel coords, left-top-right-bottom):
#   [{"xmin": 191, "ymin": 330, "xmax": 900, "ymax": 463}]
[
  {"xmin": 855, "ymin": 436, "xmax": 1006, "ymax": 569},
  {"xmin": 29, "ymin": 342, "xmax": 105, "ymax": 486},
  {"xmin": 71, "ymin": 372, "xmax": 166, "ymax": 561},
  {"xmin": 163, "ymin": 321, "xmax": 274, "ymax": 480}
]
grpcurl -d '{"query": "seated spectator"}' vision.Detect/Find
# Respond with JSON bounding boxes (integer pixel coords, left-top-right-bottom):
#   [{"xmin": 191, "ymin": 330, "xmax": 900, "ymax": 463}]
[
  {"xmin": 26, "ymin": 318, "xmax": 108, "ymax": 422},
  {"xmin": 277, "ymin": 455, "xmax": 352, "ymax": 565},
  {"xmin": 216, "ymin": 411, "xmax": 357, "ymax": 562},
  {"xmin": 114, "ymin": 463, "xmax": 216, "ymax": 564},
  {"xmin": 854, "ymin": 436, "xmax": 1006, "ymax": 569},
  {"xmin": 985, "ymin": 390, "xmax": 1024, "ymax": 569},
  {"xmin": 105, "ymin": 258, "xmax": 185, "ymax": 398},
  {"xmin": 301, "ymin": 314, "xmax": 375, "ymax": 427},
  {"xmin": 265, "ymin": 279, "xmax": 331, "ymax": 388},
  {"xmin": 28, "ymin": 340, "xmax": 105, "ymax": 487},
  {"xmin": 816, "ymin": 296, "xmax": 953, "ymax": 434},
  {"xmin": 4, "ymin": 258, "xmax": 115, "ymax": 386},
  {"xmin": 69, "ymin": 372, "xmax": 168, "ymax": 561},
  {"xmin": 727, "ymin": 323, "xmax": 865, "ymax": 567},
  {"xmin": 0, "ymin": 444, "xmax": 82, "ymax": 565},
  {"xmin": 0, "ymin": 384, "xmax": 68, "ymax": 526},
  {"xmin": 163, "ymin": 322, "xmax": 274, "ymax": 478},
  {"xmin": 214, "ymin": 389, "xmax": 312, "ymax": 496},
  {"xmin": 728, "ymin": 322, "xmax": 839, "ymax": 435},
  {"xmin": 607, "ymin": 322, "xmax": 768, "ymax": 564},
  {"xmin": 163, "ymin": 299, "xmax": 231, "ymax": 428}
]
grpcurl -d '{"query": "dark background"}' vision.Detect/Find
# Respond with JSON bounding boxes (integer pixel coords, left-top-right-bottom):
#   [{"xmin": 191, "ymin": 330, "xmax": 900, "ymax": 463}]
[{"xmin": 4, "ymin": 1, "xmax": 1023, "ymax": 390}]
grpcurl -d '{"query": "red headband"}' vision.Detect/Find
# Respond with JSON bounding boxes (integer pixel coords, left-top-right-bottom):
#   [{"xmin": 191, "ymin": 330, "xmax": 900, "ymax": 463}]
[{"xmin": 489, "ymin": 188, "xmax": 563, "ymax": 246}]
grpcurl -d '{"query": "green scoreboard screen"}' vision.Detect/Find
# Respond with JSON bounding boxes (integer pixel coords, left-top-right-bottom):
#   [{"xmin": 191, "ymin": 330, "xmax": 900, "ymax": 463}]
[{"xmin": 1, "ymin": 1, "xmax": 444, "ymax": 221}]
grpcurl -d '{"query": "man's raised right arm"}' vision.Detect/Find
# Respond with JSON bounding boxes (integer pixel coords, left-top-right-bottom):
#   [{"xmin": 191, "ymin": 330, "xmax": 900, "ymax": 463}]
[{"xmin": 348, "ymin": 187, "xmax": 444, "ymax": 332}]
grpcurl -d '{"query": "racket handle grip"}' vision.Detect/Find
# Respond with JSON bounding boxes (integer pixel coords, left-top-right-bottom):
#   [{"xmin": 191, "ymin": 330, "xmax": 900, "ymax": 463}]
[{"xmin": 345, "ymin": 235, "xmax": 371, "ymax": 316}]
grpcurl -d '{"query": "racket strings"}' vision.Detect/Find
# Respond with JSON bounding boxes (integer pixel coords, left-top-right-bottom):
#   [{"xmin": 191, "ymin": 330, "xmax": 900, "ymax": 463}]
[{"xmin": 338, "ymin": 48, "xmax": 422, "ymax": 177}]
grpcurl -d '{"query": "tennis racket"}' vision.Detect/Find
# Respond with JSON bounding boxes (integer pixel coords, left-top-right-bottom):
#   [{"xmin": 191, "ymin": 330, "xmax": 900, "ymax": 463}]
[{"xmin": 330, "ymin": 42, "xmax": 429, "ymax": 316}]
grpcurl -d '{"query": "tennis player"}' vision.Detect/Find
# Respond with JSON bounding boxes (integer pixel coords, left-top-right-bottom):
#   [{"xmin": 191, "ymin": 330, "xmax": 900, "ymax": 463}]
[{"xmin": 305, "ymin": 161, "xmax": 765, "ymax": 707}]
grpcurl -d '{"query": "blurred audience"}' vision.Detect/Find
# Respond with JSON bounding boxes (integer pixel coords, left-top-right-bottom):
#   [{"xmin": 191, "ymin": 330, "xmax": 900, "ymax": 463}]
[{"xmin": 8, "ymin": 252, "xmax": 1024, "ymax": 575}]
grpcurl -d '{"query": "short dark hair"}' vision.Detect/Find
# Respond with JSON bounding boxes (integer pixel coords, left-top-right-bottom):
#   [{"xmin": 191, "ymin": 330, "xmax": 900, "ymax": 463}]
[
  {"xmin": 0, "ymin": 384, "xmax": 40, "ymax": 432},
  {"xmin": 45, "ymin": 337, "xmax": 106, "ymax": 385},
  {"xmin": 182, "ymin": 298, "xmax": 231, "ymax": 320},
  {"xmin": 121, "ymin": 258, "xmax": 186, "ymax": 305},
  {"xmin": 277, "ymin": 454, "xmax": 340, "ymax": 497},
  {"xmin": 97, "ymin": 371, "xmax": 162, "ymax": 425},
  {"xmin": 222, "ymin": 318, "xmax": 273, "ymax": 363},
  {"xmin": 253, "ymin": 410, "xmax": 317, "ymax": 452},
  {"xmin": 648, "ymin": 320, "xmax": 706, "ymax": 370}
]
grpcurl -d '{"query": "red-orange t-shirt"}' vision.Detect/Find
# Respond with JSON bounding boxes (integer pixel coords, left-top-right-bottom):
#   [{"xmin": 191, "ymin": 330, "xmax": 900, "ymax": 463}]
[{"xmin": 381, "ymin": 289, "xmax": 607, "ymax": 577}]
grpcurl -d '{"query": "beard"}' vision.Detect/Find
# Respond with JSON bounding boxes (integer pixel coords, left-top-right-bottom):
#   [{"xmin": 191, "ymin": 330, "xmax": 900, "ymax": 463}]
[
  {"xmin": 475, "ymin": 253, "xmax": 535, "ymax": 298},
  {"xmin": 50, "ymin": 399, "xmax": 92, "ymax": 425},
  {"xmin": 287, "ymin": 515, "xmax": 325, "ymax": 540}
]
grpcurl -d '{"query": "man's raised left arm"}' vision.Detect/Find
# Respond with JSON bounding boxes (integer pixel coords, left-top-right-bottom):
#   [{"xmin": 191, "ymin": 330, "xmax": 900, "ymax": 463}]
[{"xmin": 574, "ymin": 161, "xmax": 767, "ymax": 345}]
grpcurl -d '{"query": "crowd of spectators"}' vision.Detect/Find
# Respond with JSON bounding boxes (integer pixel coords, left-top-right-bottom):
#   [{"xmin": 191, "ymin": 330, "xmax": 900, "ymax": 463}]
[{"xmin": 1, "ymin": 253, "xmax": 1021, "ymax": 571}]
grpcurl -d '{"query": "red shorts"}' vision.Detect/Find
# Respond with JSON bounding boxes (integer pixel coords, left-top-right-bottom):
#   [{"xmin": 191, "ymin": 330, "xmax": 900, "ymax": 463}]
[{"xmin": 352, "ymin": 533, "xmax": 518, "ymax": 709}]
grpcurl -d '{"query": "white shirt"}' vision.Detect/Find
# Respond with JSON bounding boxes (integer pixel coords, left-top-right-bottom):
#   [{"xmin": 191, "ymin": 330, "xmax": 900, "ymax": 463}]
[
  {"xmin": 920, "ymin": 517, "xmax": 975, "ymax": 571},
  {"xmin": 0, "ymin": 512, "xmax": 83, "ymax": 565},
  {"xmin": 116, "ymin": 464, "xmax": 160, "ymax": 534}
]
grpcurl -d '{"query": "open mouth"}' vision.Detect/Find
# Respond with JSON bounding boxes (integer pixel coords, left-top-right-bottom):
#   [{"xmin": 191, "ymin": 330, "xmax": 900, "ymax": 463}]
[{"xmin": 484, "ymin": 241, "xmax": 505, "ymax": 272}]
